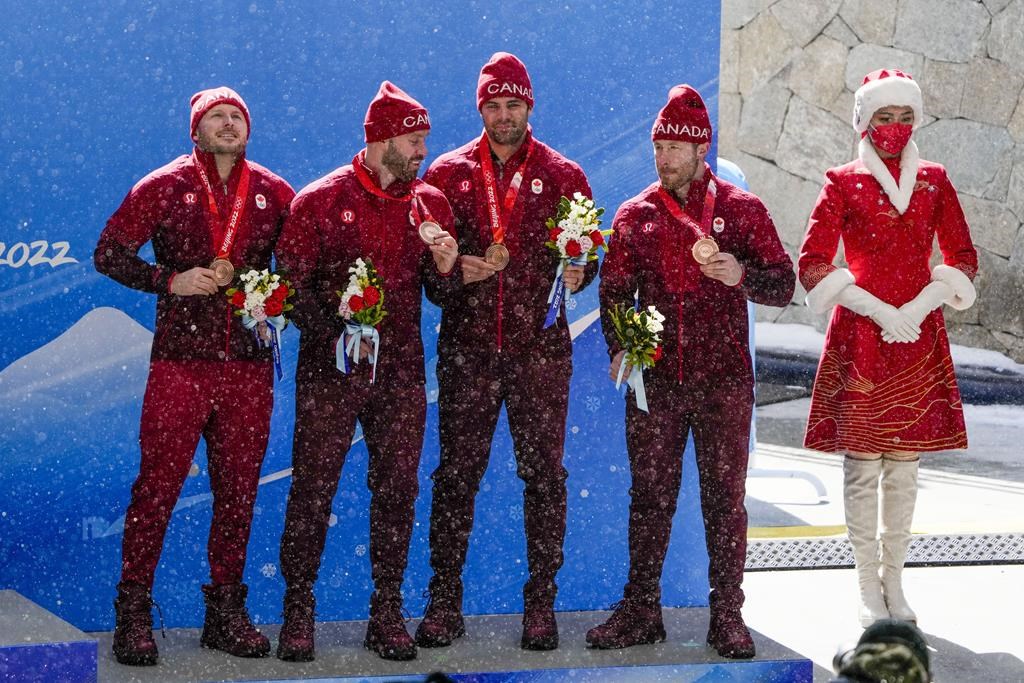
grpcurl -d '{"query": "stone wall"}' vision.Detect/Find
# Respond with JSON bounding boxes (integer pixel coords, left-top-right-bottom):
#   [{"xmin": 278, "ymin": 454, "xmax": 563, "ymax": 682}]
[{"xmin": 719, "ymin": 0, "xmax": 1024, "ymax": 361}]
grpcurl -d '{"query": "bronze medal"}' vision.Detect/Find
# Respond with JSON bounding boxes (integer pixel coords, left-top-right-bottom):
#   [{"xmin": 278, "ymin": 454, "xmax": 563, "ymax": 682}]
[
  {"xmin": 691, "ymin": 237, "xmax": 719, "ymax": 265},
  {"xmin": 210, "ymin": 258, "xmax": 235, "ymax": 287},
  {"xmin": 484, "ymin": 243, "xmax": 510, "ymax": 271},
  {"xmin": 418, "ymin": 220, "xmax": 444, "ymax": 244}
]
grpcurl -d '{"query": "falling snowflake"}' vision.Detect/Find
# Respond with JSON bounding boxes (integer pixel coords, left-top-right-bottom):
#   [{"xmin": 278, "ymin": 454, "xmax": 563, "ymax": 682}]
[
  {"xmin": 260, "ymin": 563, "xmax": 277, "ymax": 578},
  {"xmin": 355, "ymin": 544, "xmax": 367, "ymax": 557},
  {"xmin": 580, "ymin": 489, "xmax": 589, "ymax": 498},
  {"xmin": 585, "ymin": 395, "xmax": 600, "ymax": 412}
]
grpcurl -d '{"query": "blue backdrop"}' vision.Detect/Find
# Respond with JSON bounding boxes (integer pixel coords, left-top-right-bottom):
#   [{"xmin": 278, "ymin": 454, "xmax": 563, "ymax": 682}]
[{"xmin": 0, "ymin": 1, "xmax": 722, "ymax": 630}]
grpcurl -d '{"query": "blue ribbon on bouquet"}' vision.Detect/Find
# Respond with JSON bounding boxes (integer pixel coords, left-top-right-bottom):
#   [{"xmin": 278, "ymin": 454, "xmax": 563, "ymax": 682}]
[
  {"xmin": 615, "ymin": 355, "xmax": 649, "ymax": 413},
  {"xmin": 543, "ymin": 255, "xmax": 589, "ymax": 328},
  {"xmin": 337, "ymin": 322, "xmax": 380, "ymax": 383},
  {"xmin": 242, "ymin": 314, "xmax": 286, "ymax": 380}
]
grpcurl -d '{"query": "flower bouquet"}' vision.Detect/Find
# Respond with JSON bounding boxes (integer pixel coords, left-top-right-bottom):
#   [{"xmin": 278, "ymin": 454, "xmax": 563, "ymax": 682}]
[
  {"xmin": 542, "ymin": 192, "xmax": 611, "ymax": 328},
  {"xmin": 607, "ymin": 303, "xmax": 664, "ymax": 412},
  {"xmin": 226, "ymin": 269, "xmax": 294, "ymax": 379},
  {"xmin": 336, "ymin": 257, "xmax": 386, "ymax": 382}
]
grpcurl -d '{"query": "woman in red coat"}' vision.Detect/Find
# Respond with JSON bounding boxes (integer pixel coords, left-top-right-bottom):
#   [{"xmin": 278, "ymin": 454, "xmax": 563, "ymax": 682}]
[{"xmin": 799, "ymin": 69, "xmax": 978, "ymax": 627}]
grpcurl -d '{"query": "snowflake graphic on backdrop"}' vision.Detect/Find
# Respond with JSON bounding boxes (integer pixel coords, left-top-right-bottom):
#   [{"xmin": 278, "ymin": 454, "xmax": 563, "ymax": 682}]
[
  {"xmin": 566, "ymin": 296, "xmax": 578, "ymax": 311},
  {"xmin": 586, "ymin": 395, "xmax": 600, "ymax": 412},
  {"xmin": 509, "ymin": 504, "xmax": 523, "ymax": 522},
  {"xmin": 260, "ymin": 563, "xmax": 277, "ymax": 578},
  {"xmin": 355, "ymin": 544, "xmax": 367, "ymax": 557}
]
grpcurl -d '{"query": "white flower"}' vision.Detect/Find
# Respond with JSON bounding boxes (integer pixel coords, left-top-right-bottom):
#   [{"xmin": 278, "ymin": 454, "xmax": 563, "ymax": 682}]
[
  {"xmin": 579, "ymin": 235, "xmax": 593, "ymax": 253},
  {"xmin": 645, "ymin": 306, "xmax": 665, "ymax": 334}
]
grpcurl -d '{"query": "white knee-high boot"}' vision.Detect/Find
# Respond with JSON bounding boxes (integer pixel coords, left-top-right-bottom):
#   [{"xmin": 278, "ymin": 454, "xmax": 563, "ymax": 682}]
[
  {"xmin": 880, "ymin": 458, "xmax": 919, "ymax": 622},
  {"xmin": 843, "ymin": 457, "xmax": 889, "ymax": 627}
]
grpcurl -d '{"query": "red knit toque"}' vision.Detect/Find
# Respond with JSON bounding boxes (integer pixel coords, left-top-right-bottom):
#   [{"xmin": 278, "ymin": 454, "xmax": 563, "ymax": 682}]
[
  {"xmin": 477, "ymin": 52, "xmax": 534, "ymax": 110},
  {"xmin": 364, "ymin": 81, "xmax": 431, "ymax": 144},
  {"xmin": 190, "ymin": 86, "xmax": 251, "ymax": 141},
  {"xmin": 651, "ymin": 84, "xmax": 712, "ymax": 144}
]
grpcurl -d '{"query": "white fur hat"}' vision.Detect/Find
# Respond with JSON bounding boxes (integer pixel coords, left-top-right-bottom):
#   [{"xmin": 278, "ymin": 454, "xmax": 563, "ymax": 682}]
[{"xmin": 851, "ymin": 68, "xmax": 923, "ymax": 134}]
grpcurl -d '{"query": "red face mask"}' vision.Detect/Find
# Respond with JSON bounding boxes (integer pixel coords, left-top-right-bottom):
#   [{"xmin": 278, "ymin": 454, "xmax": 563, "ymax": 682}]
[{"xmin": 868, "ymin": 122, "xmax": 913, "ymax": 156}]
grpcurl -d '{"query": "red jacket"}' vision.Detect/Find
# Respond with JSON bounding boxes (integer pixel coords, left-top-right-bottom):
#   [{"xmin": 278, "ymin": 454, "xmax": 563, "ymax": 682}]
[
  {"xmin": 94, "ymin": 149, "xmax": 295, "ymax": 362},
  {"xmin": 275, "ymin": 152, "xmax": 461, "ymax": 386},
  {"xmin": 599, "ymin": 171, "xmax": 794, "ymax": 391},
  {"xmin": 424, "ymin": 130, "xmax": 595, "ymax": 360}
]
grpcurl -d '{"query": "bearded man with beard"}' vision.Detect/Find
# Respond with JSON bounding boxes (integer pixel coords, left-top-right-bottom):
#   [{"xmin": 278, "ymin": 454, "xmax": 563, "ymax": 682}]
[
  {"xmin": 415, "ymin": 52, "xmax": 594, "ymax": 652},
  {"xmin": 588, "ymin": 84, "xmax": 794, "ymax": 658},
  {"xmin": 95, "ymin": 87, "xmax": 294, "ymax": 666},
  {"xmin": 273, "ymin": 81, "xmax": 460, "ymax": 663}
]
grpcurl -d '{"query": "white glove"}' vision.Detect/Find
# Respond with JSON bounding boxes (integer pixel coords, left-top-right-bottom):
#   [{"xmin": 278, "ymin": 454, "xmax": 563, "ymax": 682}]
[
  {"xmin": 882, "ymin": 280, "xmax": 954, "ymax": 343},
  {"xmin": 837, "ymin": 285, "xmax": 921, "ymax": 344}
]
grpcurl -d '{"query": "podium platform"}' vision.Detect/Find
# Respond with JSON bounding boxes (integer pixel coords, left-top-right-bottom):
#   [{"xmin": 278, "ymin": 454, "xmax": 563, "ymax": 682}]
[
  {"xmin": 0, "ymin": 590, "xmax": 97, "ymax": 682},
  {"xmin": 89, "ymin": 607, "xmax": 811, "ymax": 682}
]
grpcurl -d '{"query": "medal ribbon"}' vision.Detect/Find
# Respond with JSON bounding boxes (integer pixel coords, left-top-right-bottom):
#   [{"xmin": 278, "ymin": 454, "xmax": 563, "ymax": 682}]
[
  {"xmin": 192, "ymin": 150, "xmax": 251, "ymax": 260},
  {"xmin": 658, "ymin": 164, "xmax": 717, "ymax": 242},
  {"xmin": 477, "ymin": 130, "xmax": 536, "ymax": 245}
]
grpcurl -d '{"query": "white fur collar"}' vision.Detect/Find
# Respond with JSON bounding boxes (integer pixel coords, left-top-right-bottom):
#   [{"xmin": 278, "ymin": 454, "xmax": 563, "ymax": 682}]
[{"xmin": 858, "ymin": 137, "xmax": 919, "ymax": 215}]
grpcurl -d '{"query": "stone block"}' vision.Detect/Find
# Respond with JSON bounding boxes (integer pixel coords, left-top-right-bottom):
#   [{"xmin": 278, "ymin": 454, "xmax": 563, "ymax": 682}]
[
  {"xmin": 770, "ymin": 0, "xmax": 842, "ymax": 47},
  {"xmin": 822, "ymin": 16, "xmax": 860, "ymax": 48},
  {"xmin": 826, "ymin": 89, "xmax": 855, "ymax": 126},
  {"xmin": 731, "ymin": 151, "xmax": 825, "ymax": 250},
  {"xmin": 921, "ymin": 59, "xmax": 967, "ymax": 120},
  {"xmin": 977, "ymin": 251, "xmax": 1024, "ymax": 336},
  {"xmin": 1008, "ymin": 88, "xmax": 1024, "ymax": 143},
  {"xmin": 982, "ymin": 0, "xmax": 1015, "ymax": 15},
  {"xmin": 838, "ymin": 0, "xmax": 898, "ymax": 45},
  {"xmin": 989, "ymin": 0, "xmax": 1024, "ymax": 69},
  {"xmin": 720, "ymin": 28, "xmax": 740, "ymax": 94},
  {"xmin": 718, "ymin": 92, "xmax": 743, "ymax": 159},
  {"xmin": 948, "ymin": 322, "xmax": 1000, "ymax": 351},
  {"xmin": 738, "ymin": 11, "xmax": 800, "ymax": 93},
  {"xmin": 1008, "ymin": 161, "xmax": 1024, "ymax": 222},
  {"xmin": 915, "ymin": 119, "xmax": 1014, "ymax": 197},
  {"xmin": 738, "ymin": 80, "xmax": 792, "ymax": 160},
  {"xmin": 894, "ymin": 0, "xmax": 990, "ymax": 62},
  {"xmin": 723, "ymin": 0, "xmax": 776, "ymax": 30},
  {"xmin": 775, "ymin": 97, "xmax": 854, "ymax": 182},
  {"xmin": 959, "ymin": 194, "xmax": 1018, "ymax": 258},
  {"xmin": 961, "ymin": 58, "xmax": 1024, "ymax": 127},
  {"xmin": 844, "ymin": 44, "xmax": 924, "ymax": 93},
  {"xmin": 982, "ymin": 147, "xmax": 1014, "ymax": 203},
  {"xmin": 992, "ymin": 330, "xmax": 1024, "ymax": 363},
  {"xmin": 789, "ymin": 35, "xmax": 848, "ymax": 110}
]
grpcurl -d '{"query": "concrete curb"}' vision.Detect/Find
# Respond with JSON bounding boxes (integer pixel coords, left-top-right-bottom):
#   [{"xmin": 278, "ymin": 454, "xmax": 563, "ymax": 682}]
[{"xmin": 755, "ymin": 348, "xmax": 1024, "ymax": 406}]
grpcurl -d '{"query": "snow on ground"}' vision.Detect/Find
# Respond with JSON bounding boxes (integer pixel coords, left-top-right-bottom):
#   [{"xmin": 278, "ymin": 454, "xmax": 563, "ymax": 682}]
[{"xmin": 755, "ymin": 322, "xmax": 1024, "ymax": 374}]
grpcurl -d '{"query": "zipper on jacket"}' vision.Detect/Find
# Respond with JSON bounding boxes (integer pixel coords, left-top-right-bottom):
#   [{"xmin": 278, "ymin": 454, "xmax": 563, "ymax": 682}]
[
  {"xmin": 224, "ymin": 302, "xmax": 232, "ymax": 359},
  {"xmin": 497, "ymin": 273, "xmax": 504, "ymax": 352}
]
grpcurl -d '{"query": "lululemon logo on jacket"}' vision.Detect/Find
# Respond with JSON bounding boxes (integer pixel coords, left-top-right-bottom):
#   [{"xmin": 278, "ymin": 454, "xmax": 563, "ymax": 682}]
[
  {"xmin": 184, "ymin": 192, "xmax": 197, "ymax": 205},
  {"xmin": 341, "ymin": 209, "xmax": 355, "ymax": 223},
  {"xmin": 403, "ymin": 113, "xmax": 431, "ymax": 129},
  {"xmin": 460, "ymin": 180, "xmax": 472, "ymax": 192},
  {"xmin": 486, "ymin": 81, "xmax": 534, "ymax": 101},
  {"xmin": 651, "ymin": 122, "xmax": 710, "ymax": 141}
]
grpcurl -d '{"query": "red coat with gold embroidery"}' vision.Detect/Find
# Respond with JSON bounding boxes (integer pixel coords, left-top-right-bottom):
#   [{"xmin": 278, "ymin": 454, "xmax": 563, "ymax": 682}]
[{"xmin": 799, "ymin": 156, "xmax": 978, "ymax": 454}]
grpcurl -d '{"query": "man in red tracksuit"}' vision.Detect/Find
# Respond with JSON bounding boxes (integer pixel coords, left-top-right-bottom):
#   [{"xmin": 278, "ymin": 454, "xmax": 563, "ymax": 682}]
[
  {"xmin": 94, "ymin": 87, "xmax": 294, "ymax": 666},
  {"xmin": 274, "ymin": 81, "xmax": 460, "ymax": 663},
  {"xmin": 588, "ymin": 85, "xmax": 794, "ymax": 658},
  {"xmin": 415, "ymin": 52, "xmax": 595, "ymax": 652}
]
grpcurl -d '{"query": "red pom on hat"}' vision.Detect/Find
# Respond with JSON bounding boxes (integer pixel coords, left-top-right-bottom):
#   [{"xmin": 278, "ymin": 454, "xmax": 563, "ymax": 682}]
[
  {"xmin": 852, "ymin": 68, "xmax": 923, "ymax": 134},
  {"xmin": 651, "ymin": 84, "xmax": 712, "ymax": 144},
  {"xmin": 364, "ymin": 81, "xmax": 431, "ymax": 143},
  {"xmin": 190, "ymin": 86, "xmax": 251, "ymax": 141},
  {"xmin": 477, "ymin": 52, "xmax": 534, "ymax": 110}
]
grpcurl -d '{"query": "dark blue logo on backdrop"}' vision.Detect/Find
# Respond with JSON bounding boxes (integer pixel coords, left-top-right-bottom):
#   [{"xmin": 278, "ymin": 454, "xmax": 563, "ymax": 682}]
[{"xmin": 0, "ymin": 1, "xmax": 721, "ymax": 629}]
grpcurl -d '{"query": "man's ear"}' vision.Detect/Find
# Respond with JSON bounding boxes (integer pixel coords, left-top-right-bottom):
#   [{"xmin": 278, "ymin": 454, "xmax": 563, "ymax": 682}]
[{"xmin": 697, "ymin": 141, "xmax": 711, "ymax": 159}]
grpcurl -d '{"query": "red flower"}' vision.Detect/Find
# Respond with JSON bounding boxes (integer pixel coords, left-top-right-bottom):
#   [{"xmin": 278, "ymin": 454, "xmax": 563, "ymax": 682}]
[
  {"xmin": 230, "ymin": 290, "xmax": 246, "ymax": 308},
  {"xmin": 270, "ymin": 284, "xmax": 289, "ymax": 302},
  {"xmin": 363, "ymin": 285, "xmax": 381, "ymax": 307},
  {"xmin": 653, "ymin": 346, "xmax": 663, "ymax": 362},
  {"xmin": 348, "ymin": 294, "xmax": 365, "ymax": 312},
  {"xmin": 589, "ymin": 230, "xmax": 604, "ymax": 247},
  {"xmin": 265, "ymin": 298, "xmax": 284, "ymax": 316},
  {"xmin": 549, "ymin": 227, "xmax": 563, "ymax": 241},
  {"xmin": 565, "ymin": 240, "xmax": 582, "ymax": 258}
]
